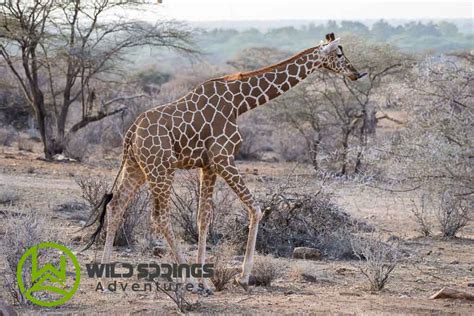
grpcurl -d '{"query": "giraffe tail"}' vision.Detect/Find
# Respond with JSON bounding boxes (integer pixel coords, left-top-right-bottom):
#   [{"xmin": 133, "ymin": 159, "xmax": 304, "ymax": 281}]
[
  {"xmin": 81, "ymin": 193, "xmax": 113, "ymax": 251},
  {"xmin": 79, "ymin": 140, "xmax": 130, "ymax": 250}
]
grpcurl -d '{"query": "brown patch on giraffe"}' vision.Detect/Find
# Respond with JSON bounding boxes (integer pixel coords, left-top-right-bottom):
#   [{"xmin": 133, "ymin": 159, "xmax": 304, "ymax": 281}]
[
  {"xmin": 259, "ymin": 78, "xmax": 270, "ymax": 91},
  {"xmin": 258, "ymin": 94, "xmax": 267, "ymax": 105},
  {"xmin": 275, "ymin": 72, "xmax": 287, "ymax": 85},
  {"xmin": 266, "ymin": 84, "xmax": 280, "ymax": 98},
  {"xmin": 288, "ymin": 76, "xmax": 299, "ymax": 86},
  {"xmin": 241, "ymin": 82, "xmax": 251, "ymax": 95},
  {"xmin": 287, "ymin": 64, "xmax": 298, "ymax": 75}
]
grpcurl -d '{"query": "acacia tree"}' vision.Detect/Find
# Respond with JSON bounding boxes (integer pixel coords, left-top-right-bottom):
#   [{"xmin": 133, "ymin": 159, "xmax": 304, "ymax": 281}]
[
  {"xmin": 0, "ymin": 0, "xmax": 195, "ymax": 159},
  {"xmin": 274, "ymin": 38, "xmax": 407, "ymax": 174},
  {"xmin": 386, "ymin": 54, "xmax": 473, "ymax": 195}
]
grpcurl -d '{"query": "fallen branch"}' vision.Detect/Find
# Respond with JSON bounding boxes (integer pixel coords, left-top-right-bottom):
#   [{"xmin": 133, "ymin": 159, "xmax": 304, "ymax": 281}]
[{"xmin": 430, "ymin": 287, "xmax": 474, "ymax": 301}]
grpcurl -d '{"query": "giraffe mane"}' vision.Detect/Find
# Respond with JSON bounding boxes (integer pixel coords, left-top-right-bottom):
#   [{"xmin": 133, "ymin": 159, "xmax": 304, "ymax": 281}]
[{"xmin": 209, "ymin": 45, "xmax": 319, "ymax": 82}]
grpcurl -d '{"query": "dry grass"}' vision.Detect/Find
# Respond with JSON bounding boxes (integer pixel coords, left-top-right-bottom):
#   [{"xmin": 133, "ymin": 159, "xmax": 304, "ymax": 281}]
[
  {"xmin": 1, "ymin": 209, "xmax": 60, "ymax": 305},
  {"xmin": 410, "ymin": 194, "xmax": 433, "ymax": 237},
  {"xmin": 17, "ymin": 138, "xmax": 35, "ymax": 152},
  {"xmin": 252, "ymin": 256, "xmax": 281, "ymax": 287},
  {"xmin": 210, "ymin": 242, "xmax": 239, "ymax": 291},
  {"xmin": 436, "ymin": 191, "xmax": 472, "ymax": 238},
  {"xmin": 76, "ymin": 175, "xmax": 152, "ymax": 247},
  {"xmin": 351, "ymin": 233, "xmax": 399, "ymax": 291},
  {"xmin": 0, "ymin": 190, "xmax": 20, "ymax": 205}
]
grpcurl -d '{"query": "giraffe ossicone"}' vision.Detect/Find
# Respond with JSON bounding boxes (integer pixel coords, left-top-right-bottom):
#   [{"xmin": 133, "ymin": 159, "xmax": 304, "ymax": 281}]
[{"xmin": 84, "ymin": 33, "xmax": 365, "ymax": 292}]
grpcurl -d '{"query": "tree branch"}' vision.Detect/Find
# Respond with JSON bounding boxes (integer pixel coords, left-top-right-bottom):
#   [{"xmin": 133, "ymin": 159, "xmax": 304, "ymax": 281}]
[{"xmin": 68, "ymin": 107, "xmax": 126, "ymax": 134}]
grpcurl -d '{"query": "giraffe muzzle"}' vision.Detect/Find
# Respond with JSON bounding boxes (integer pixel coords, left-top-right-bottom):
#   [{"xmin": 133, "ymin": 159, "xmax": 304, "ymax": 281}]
[{"xmin": 348, "ymin": 72, "xmax": 367, "ymax": 81}]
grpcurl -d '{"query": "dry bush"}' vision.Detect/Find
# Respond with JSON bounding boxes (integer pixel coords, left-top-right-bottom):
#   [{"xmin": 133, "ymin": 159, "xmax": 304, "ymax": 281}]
[
  {"xmin": 436, "ymin": 191, "xmax": 472, "ymax": 238},
  {"xmin": 351, "ymin": 233, "xmax": 399, "ymax": 291},
  {"xmin": 170, "ymin": 170, "xmax": 237, "ymax": 245},
  {"xmin": 0, "ymin": 190, "xmax": 20, "ymax": 205},
  {"xmin": 410, "ymin": 194, "xmax": 433, "ymax": 237},
  {"xmin": 1, "ymin": 210, "xmax": 59, "ymax": 305},
  {"xmin": 234, "ymin": 126, "xmax": 259, "ymax": 160},
  {"xmin": 65, "ymin": 133, "xmax": 91, "ymax": 161},
  {"xmin": 75, "ymin": 175, "xmax": 111, "ymax": 209},
  {"xmin": 0, "ymin": 127, "xmax": 17, "ymax": 147},
  {"xmin": 156, "ymin": 282, "xmax": 200, "ymax": 313},
  {"xmin": 76, "ymin": 175, "xmax": 152, "ymax": 247},
  {"xmin": 274, "ymin": 128, "xmax": 308, "ymax": 162},
  {"xmin": 252, "ymin": 256, "xmax": 280, "ymax": 287},
  {"xmin": 384, "ymin": 55, "xmax": 473, "ymax": 197},
  {"xmin": 210, "ymin": 242, "xmax": 239, "ymax": 291},
  {"xmin": 115, "ymin": 187, "xmax": 153, "ymax": 247},
  {"xmin": 223, "ymin": 175, "xmax": 370, "ymax": 258},
  {"xmin": 17, "ymin": 138, "xmax": 34, "ymax": 152}
]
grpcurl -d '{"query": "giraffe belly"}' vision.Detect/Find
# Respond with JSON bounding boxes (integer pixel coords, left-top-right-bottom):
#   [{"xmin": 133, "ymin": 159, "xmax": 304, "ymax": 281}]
[{"xmin": 174, "ymin": 147, "xmax": 210, "ymax": 169}]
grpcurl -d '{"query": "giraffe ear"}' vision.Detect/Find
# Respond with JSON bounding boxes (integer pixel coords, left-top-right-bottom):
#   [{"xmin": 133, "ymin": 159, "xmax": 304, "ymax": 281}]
[
  {"xmin": 325, "ymin": 33, "xmax": 336, "ymax": 42},
  {"xmin": 321, "ymin": 38, "xmax": 340, "ymax": 55}
]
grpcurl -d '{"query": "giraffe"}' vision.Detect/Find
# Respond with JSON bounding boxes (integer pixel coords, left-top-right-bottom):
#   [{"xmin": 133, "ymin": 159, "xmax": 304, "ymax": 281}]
[{"xmin": 83, "ymin": 33, "xmax": 366, "ymax": 293}]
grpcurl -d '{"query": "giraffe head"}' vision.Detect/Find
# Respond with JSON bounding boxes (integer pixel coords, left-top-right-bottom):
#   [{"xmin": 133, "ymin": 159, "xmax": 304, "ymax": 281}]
[{"xmin": 319, "ymin": 33, "xmax": 367, "ymax": 81}]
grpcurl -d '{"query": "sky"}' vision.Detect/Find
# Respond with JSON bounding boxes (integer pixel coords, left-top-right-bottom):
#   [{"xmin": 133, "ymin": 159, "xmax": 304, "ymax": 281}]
[{"xmin": 144, "ymin": 0, "xmax": 473, "ymax": 21}]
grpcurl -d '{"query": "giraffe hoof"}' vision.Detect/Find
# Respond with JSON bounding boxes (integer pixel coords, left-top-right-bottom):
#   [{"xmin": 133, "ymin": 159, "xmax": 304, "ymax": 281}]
[
  {"xmin": 234, "ymin": 277, "xmax": 249, "ymax": 291},
  {"xmin": 202, "ymin": 288, "xmax": 214, "ymax": 296},
  {"xmin": 193, "ymin": 286, "xmax": 214, "ymax": 296}
]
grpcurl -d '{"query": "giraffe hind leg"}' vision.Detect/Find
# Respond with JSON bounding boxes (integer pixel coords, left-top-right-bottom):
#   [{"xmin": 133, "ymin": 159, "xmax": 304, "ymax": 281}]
[
  {"xmin": 101, "ymin": 159, "xmax": 146, "ymax": 265},
  {"xmin": 148, "ymin": 171, "xmax": 189, "ymax": 264}
]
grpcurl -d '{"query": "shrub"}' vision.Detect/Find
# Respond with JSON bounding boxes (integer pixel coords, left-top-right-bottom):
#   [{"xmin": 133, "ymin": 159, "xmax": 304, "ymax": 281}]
[
  {"xmin": 170, "ymin": 170, "xmax": 237, "ymax": 245},
  {"xmin": 0, "ymin": 127, "xmax": 17, "ymax": 147},
  {"xmin": 76, "ymin": 175, "xmax": 152, "ymax": 247},
  {"xmin": 210, "ymin": 242, "xmax": 239, "ymax": 291},
  {"xmin": 65, "ymin": 133, "xmax": 90, "ymax": 161},
  {"xmin": 252, "ymin": 256, "xmax": 280, "ymax": 287},
  {"xmin": 234, "ymin": 126, "xmax": 259, "ymax": 160},
  {"xmin": 436, "ymin": 191, "xmax": 471, "ymax": 238},
  {"xmin": 222, "ymin": 175, "xmax": 370, "ymax": 258},
  {"xmin": 384, "ymin": 56, "xmax": 473, "ymax": 197},
  {"xmin": 351, "ymin": 233, "xmax": 399, "ymax": 291},
  {"xmin": 1, "ymin": 210, "xmax": 59, "ymax": 305},
  {"xmin": 17, "ymin": 138, "xmax": 34, "ymax": 152},
  {"xmin": 0, "ymin": 190, "xmax": 20, "ymax": 205},
  {"xmin": 75, "ymin": 175, "xmax": 111, "ymax": 208},
  {"xmin": 410, "ymin": 194, "xmax": 433, "ymax": 237}
]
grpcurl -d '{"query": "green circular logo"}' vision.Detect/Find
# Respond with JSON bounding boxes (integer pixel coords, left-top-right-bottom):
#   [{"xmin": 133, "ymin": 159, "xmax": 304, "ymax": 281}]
[{"xmin": 16, "ymin": 242, "xmax": 80, "ymax": 307}]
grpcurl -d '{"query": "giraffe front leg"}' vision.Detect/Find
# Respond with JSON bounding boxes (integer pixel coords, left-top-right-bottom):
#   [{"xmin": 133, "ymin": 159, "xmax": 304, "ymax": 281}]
[
  {"xmin": 196, "ymin": 167, "xmax": 217, "ymax": 295},
  {"xmin": 215, "ymin": 157, "xmax": 262, "ymax": 291}
]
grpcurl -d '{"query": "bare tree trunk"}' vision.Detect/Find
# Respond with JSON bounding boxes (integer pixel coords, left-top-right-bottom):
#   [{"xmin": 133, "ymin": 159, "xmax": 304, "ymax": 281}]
[
  {"xmin": 355, "ymin": 109, "xmax": 369, "ymax": 174},
  {"xmin": 32, "ymin": 96, "xmax": 62, "ymax": 160},
  {"xmin": 340, "ymin": 128, "xmax": 350, "ymax": 175}
]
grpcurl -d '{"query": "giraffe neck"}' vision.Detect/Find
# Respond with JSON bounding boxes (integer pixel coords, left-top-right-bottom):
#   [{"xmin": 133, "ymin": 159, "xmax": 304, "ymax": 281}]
[{"xmin": 224, "ymin": 46, "xmax": 323, "ymax": 116}]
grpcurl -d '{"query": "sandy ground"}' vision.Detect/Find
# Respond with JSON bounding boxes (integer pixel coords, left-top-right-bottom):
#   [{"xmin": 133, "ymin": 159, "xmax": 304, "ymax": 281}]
[{"xmin": 0, "ymin": 147, "xmax": 473, "ymax": 315}]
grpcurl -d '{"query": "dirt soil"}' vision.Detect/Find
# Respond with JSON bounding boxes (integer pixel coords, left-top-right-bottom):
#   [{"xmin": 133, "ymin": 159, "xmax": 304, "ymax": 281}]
[{"xmin": 0, "ymin": 147, "xmax": 473, "ymax": 315}]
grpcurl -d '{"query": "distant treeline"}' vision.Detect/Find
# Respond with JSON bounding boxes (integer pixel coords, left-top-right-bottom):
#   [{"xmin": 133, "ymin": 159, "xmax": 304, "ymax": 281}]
[{"xmin": 195, "ymin": 20, "xmax": 473, "ymax": 63}]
